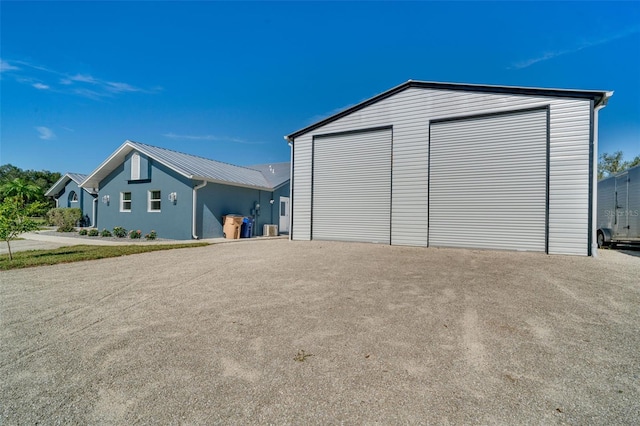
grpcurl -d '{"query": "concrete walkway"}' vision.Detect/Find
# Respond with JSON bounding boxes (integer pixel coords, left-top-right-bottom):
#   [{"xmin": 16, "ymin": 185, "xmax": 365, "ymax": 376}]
[{"xmin": 1, "ymin": 230, "xmax": 285, "ymax": 255}]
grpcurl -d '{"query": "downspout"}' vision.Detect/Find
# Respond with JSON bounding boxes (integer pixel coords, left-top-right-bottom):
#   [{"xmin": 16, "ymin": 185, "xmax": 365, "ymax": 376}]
[
  {"xmin": 591, "ymin": 102, "xmax": 606, "ymax": 257},
  {"xmin": 54, "ymin": 196, "xmax": 59, "ymax": 208},
  {"xmin": 192, "ymin": 180, "xmax": 207, "ymax": 239},
  {"xmin": 92, "ymin": 196, "xmax": 98, "ymax": 228},
  {"xmin": 287, "ymin": 138, "xmax": 294, "ymax": 241}
]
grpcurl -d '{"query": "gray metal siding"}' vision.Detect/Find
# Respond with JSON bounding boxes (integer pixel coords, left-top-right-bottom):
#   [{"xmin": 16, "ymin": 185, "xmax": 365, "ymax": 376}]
[
  {"xmin": 312, "ymin": 128, "xmax": 392, "ymax": 243},
  {"xmin": 291, "ymin": 134, "xmax": 313, "ymax": 240},
  {"xmin": 429, "ymin": 108, "xmax": 548, "ymax": 251},
  {"xmin": 291, "ymin": 87, "xmax": 593, "ymax": 255}
]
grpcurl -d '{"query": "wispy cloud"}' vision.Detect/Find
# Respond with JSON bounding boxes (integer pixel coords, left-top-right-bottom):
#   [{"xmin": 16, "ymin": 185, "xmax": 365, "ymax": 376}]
[
  {"xmin": 511, "ymin": 25, "xmax": 640, "ymax": 70},
  {"xmin": 0, "ymin": 59, "xmax": 20, "ymax": 72},
  {"xmin": 68, "ymin": 74, "xmax": 97, "ymax": 84},
  {"xmin": 36, "ymin": 126, "xmax": 56, "ymax": 140},
  {"xmin": 3, "ymin": 59, "xmax": 161, "ymax": 99},
  {"xmin": 106, "ymin": 81, "xmax": 141, "ymax": 93},
  {"xmin": 163, "ymin": 133, "xmax": 264, "ymax": 145}
]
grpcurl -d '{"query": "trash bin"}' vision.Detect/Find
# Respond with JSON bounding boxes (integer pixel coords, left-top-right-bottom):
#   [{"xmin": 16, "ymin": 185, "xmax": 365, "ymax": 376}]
[
  {"xmin": 223, "ymin": 215, "xmax": 243, "ymax": 239},
  {"xmin": 241, "ymin": 217, "xmax": 254, "ymax": 238}
]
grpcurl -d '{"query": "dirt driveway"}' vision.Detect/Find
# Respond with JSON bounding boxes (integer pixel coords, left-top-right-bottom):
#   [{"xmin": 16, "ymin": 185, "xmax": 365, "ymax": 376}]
[{"xmin": 1, "ymin": 240, "xmax": 639, "ymax": 424}]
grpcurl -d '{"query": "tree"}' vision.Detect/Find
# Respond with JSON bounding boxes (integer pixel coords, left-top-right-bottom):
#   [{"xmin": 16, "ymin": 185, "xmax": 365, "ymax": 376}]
[
  {"xmin": 0, "ymin": 197, "xmax": 45, "ymax": 260},
  {"xmin": 628, "ymin": 155, "xmax": 640, "ymax": 169},
  {"xmin": 0, "ymin": 164, "xmax": 61, "ymax": 210},
  {"xmin": 598, "ymin": 151, "xmax": 640, "ymax": 180},
  {"xmin": 1, "ymin": 178, "xmax": 42, "ymax": 206}
]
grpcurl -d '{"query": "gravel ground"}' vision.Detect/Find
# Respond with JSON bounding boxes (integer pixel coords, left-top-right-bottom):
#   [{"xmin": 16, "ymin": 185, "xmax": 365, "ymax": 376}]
[{"xmin": 1, "ymin": 240, "xmax": 639, "ymax": 424}]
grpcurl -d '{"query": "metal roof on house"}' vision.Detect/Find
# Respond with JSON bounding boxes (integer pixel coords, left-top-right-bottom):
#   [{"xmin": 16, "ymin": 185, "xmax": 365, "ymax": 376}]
[
  {"xmin": 44, "ymin": 173, "xmax": 94, "ymax": 197},
  {"xmin": 81, "ymin": 140, "xmax": 290, "ymax": 191},
  {"xmin": 285, "ymin": 80, "xmax": 614, "ymax": 140},
  {"xmin": 246, "ymin": 162, "xmax": 291, "ymax": 189}
]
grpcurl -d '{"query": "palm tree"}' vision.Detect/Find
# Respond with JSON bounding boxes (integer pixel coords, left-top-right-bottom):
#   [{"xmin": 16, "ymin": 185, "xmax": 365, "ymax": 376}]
[{"xmin": 1, "ymin": 178, "xmax": 43, "ymax": 206}]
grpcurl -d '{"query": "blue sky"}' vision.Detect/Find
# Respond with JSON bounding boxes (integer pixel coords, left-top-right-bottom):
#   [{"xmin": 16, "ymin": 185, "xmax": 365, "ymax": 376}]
[{"xmin": 1, "ymin": 1, "xmax": 639, "ymax": 175}]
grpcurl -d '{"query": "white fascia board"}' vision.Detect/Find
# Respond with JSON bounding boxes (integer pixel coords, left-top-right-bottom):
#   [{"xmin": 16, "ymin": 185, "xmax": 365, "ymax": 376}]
[
  {"xmin": 192, "ymin": 176, "xmax": 273, "ymax": 192},
  {"xmin": 80, "ymin": 141, "xmax": 135, "ymax": 190},
  {"xmin": 44, "ymin": 175, "xmax": 72, "ymax": 197}
]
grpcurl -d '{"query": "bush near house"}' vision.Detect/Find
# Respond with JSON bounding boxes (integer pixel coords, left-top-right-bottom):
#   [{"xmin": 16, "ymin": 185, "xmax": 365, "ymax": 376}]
[
  {"xmin": 78, "ymin": 229, "xmax": 88, "ymax": 235},
  {"xmin": 100, "ymin": 229, "xmax": 112, "ymax": 237},
  {"xmin": 47, "ymin": 208, "xmax": 82, "ymax": 232},
  {"xmin": 145, "ymin": 230, "xmax": 157, "ymax": 240},
  {"xmin": 88, "ymin": 228, "xmax": 99, "ymax": 237},
  {"xmin": 129, "ymin": 229, "xmax": 142, "ymax": 239},
  {"xmin": 113, "ymin": 226, "xmax": 127, "ymax": 238}
]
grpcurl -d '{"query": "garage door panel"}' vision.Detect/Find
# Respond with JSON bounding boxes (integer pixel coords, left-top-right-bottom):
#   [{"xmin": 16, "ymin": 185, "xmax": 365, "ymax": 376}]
[
  {"xmin": 312, "ymin": 128, "xmax": 392, "ymax": 243},
  {"xmin": 429, "ymin": 109, "xmax": 548, "ymax": 252}
]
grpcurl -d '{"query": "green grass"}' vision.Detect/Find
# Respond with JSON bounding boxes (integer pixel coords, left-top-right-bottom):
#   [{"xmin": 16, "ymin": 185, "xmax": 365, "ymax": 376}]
[{"xmin": 0, "ymin": 243, "xmax": 210, "ymax": 270}]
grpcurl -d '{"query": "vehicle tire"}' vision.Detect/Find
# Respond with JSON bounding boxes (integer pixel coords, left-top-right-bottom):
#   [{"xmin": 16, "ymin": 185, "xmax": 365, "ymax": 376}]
[{"xmin": 597, "ymin": 231, "xmax": 606, "ymax": 248}]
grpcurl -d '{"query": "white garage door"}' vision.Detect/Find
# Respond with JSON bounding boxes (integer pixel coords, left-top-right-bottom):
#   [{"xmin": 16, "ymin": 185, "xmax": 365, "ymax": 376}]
[
  {"xmin": 312, "ymin": 127, "xmax": 392, "ymax": 243},
  {"xmin": 429, "ymin": 108, "xmax": 548, "ymax": 252}
]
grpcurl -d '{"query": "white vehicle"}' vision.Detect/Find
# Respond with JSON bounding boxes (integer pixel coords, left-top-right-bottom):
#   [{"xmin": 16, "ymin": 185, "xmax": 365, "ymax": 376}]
[{"xmin": 596, "ymin": 164, "xmax": 640, "ymax": 248}]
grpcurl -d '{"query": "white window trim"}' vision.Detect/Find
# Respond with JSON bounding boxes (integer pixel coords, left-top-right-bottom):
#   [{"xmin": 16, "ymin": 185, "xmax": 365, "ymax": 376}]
[
  {"xmin": 148, "ymin": 190, "xmax": 161, "ymax": 212},
  {"xmin": 70, "ymin": 191, "xmax": 78, "ymax": 202},
  {"xmin": 131, "ymin": 152, "xmax": 140, "ymax": 180},
  {"xmin": 120, "ymin": 192, "xmax": 132, "ymax": 212}
]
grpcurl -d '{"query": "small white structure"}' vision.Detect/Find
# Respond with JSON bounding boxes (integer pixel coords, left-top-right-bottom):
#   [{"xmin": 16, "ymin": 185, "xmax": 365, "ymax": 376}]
[{"xmin": 285, "ymin": 81, "xmax": 612, "ymax": 256}]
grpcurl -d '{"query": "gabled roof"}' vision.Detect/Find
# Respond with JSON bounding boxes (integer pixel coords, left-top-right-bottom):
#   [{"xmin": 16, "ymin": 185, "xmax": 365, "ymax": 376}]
[
  {"xmin": 285, "ymin": 80, "xmax": 614, "ymax": 140},
  {"xmin": 45, "ymin": 173, "xmax": 95, "ymax": 197},
  {"xmin": 81, "ymin": 140, "xmax": 290, "ymax": 191}
]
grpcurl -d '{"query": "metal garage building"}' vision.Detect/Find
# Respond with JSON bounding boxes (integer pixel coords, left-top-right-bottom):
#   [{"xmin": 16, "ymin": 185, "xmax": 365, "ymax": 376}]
[{"xmin": 285, "ymin": 81, "xmax": 612, "ymax": 256}]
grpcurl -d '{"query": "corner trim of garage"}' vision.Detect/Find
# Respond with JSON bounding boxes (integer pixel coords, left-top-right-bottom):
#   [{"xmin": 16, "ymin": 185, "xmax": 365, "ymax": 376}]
[
  {"xmin": 587, "ymin": 99, "xmax": 595, "ymax": 256},
  {"xmin": 546, "ymin": 106, "xmax": 551, "ymax": 254}
]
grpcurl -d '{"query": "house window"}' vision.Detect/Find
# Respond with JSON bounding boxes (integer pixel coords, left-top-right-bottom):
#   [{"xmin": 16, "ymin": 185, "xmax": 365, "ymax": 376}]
[
  {"xmin": 131, "ymin": 152, "xmax": 140, "ymax": 180},
  {"xmin": 69, "ymin": 191, "xmax": 78, "ymax": 202},
  {"xmin": 120, "ymin": 192, "xmax": 132, "ymax": 212},
  {"xmin": 148, "ymin": 190, "xmax": 161, "ymax": 212}
]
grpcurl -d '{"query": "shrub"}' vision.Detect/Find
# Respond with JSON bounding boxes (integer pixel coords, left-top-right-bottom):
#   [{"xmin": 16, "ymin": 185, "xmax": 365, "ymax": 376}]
[
  {"xmin": 100, "ymin": 229, "xmax": 112, "ymax": 237},
  {"xmin": 78, "ymin": 229, "xmax": 88, "ymax": 236},
  {"xmin": 88, "ymin": 228, "xmax": 99, "ymax": 237},
  {"xmin": 57, "ymin": 223, "xmax": 76, "ymax": 232},
  {"xmin": 144, "ymin": 230, "xmax": 157, "ymax": 240},
  {"xmin": 129, "ymin": 229, "xmax": 142, "ymax": 239},
  {"xmin": 47, "ymin": 208, "xmax": 82, "ymax": 232},
  {"xmin": 113, "ymin": 226, "xmax": 127, "ymax": 238}
]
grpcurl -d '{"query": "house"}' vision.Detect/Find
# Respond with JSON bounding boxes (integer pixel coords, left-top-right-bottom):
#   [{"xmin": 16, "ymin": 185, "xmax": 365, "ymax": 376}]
[
  {"xmin": 44, "ymin": 173, "xmax": 98, "ymax": 226},
  {"xmin": 80, "ymin": 140, "xmax": 290, "ymax": 240},
  {"xmin": 285, "ymin": 80, "xmax": 613, "ymax": 256}
]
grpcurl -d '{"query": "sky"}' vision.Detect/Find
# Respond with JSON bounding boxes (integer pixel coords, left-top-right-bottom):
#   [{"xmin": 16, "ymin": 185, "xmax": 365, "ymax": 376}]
[{"xmin": 1, "ymin": 1, "xmax": 639, "ymax": 176}]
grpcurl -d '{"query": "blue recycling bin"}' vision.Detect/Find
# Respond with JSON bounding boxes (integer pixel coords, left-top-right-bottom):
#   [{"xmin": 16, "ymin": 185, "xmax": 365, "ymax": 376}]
[{"xmin": 240, "ymin": 217, "xmax": 254, "ymax": 238}]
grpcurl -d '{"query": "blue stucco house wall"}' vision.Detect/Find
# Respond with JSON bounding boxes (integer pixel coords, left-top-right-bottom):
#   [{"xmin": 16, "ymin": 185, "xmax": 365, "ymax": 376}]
[
  {"xmin": 45, "ymin": 173, "xmax": 98, "ymax": 227},
  {"xmin": 97, "ymin": 152, "xmax": 194, "ymax": 240},
  {"xmin": 81, "ymin": 140, "xmax": 291, "ymax": 240},
  {"xmin": 197, "ymin": 181, "xmax": 290, "ymax": 238}
]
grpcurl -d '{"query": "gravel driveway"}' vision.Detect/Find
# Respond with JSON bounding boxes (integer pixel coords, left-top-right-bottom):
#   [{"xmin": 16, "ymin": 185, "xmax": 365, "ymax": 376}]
[{"xmin": 1, "ymin": 240, "xmax": 639, "ymax": 424}]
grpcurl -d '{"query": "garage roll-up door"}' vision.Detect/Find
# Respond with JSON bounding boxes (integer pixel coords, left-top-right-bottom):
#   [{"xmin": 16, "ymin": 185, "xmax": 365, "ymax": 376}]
[
  {"xmin": 312, "ymin": 127, "xmax": 392, "ymax": 243},
  {"xmin": 429, "ymin": 108, "xmax": 548, "ymax": 252}
]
